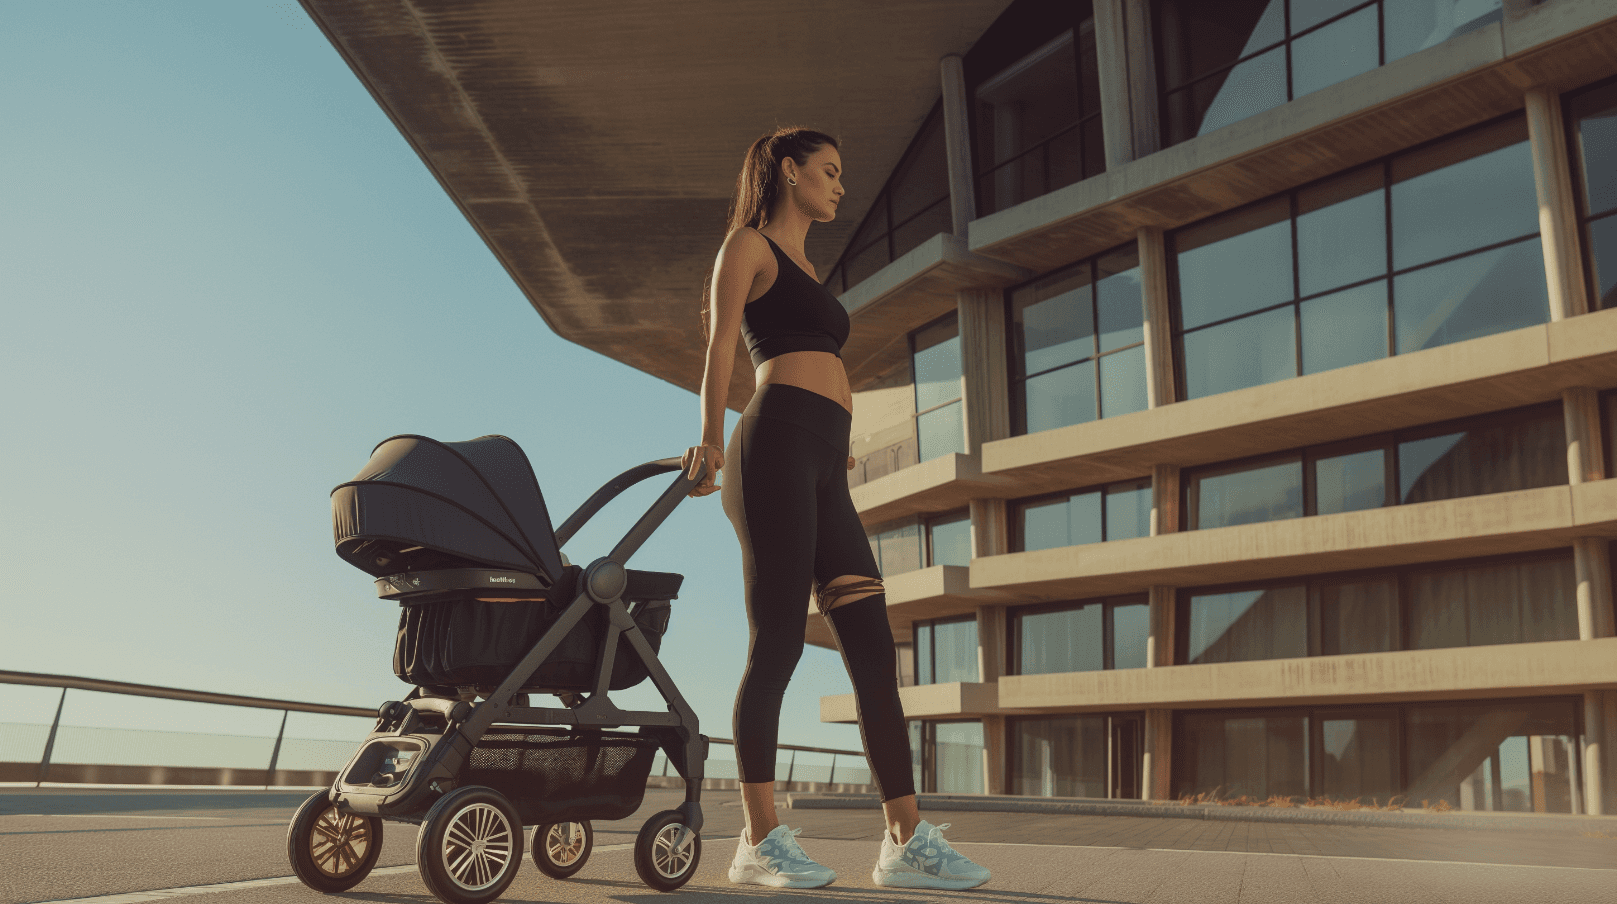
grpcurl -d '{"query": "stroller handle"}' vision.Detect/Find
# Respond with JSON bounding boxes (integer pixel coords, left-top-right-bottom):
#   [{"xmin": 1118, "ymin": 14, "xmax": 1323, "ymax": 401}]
[{"xmin": 553, "ymin": 456, "xmax": 708, "ymax": 559}]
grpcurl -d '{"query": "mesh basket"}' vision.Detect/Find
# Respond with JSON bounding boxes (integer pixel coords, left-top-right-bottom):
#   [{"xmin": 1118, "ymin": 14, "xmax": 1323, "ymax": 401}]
[{"xmin": 460, "ymin": 728, "xmax": 658, "ymax": 825}]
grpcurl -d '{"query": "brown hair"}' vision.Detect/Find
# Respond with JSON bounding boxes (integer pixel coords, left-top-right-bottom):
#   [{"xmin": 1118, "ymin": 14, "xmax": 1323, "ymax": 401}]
[{"xmin": 700, "ymin": 127, "xmax": 839, "ymax": 346}]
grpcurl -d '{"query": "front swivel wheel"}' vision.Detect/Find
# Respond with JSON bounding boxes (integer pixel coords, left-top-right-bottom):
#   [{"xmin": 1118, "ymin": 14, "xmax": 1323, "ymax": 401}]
[
  {"xmin": 532, "ymin": 820, "xmax": 592, "ymax": 879},
  {"xmin": 416, "ymin": 785, "xmax": 524, "ymax": 904},
  {"xmin": 286, "ymin": 790, "xmax": 383, "ymax": 892},
  {"xmin": 633, "ymin": 809, "xmax": 701, "ymax": 892}
]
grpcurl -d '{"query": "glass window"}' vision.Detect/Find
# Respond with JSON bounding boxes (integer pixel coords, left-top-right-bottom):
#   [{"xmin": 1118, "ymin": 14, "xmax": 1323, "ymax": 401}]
[
  {"xmin": 1313, "ymin": 577, "xmax": 1398, "ymax": 655},
  {"xmin": 1190, "ymin": 458, "xmax": 1305, "ymax": 529},
  {"xmin": 1178, "ymin": 711, "xmax": 1309, "ymax": 800},
  {"xmin": 1185, "ymin": 585, "xmax": 1308, "ymax": 664},
  {"xmin": 1405, "ymin": 698, "xmax": 1577, "ymax": 813},
  {"xmin": 1010, "ymin": 244, "xmax": 1146, "ymax": 434},
  {"xmin": 972, "ymin": 13, "xmax": 1105, "ymax": 216},
  {"xmin": 1568, "ymin": 76, "xmax": 1617, "ymax": 310},
  {"xmin": 1014, "ymin": 478, "xmax": 1152, "ymax": 551},
  {"xmin": 1177, "ymin": 695, "xmax": 1579, "ymax": 811},
  {"xmin": 826, "ymin": 104, "xmax": 950, "ymax": 294},
  {"xmin": 870, "ymin": 522, "xmax": 921, "ymax": 576},
  {"xmin": 1018, "ymin": 603, "xmax": 1103, "ymax": 674},
  {"xmin": 1316, "ymin": 711, "xmax": 1400, "ymax": 804},
  {"xmin": 931, "ymin": 721, "xmax": 985, "ymax": 794},
  {"xmin": 913, "ymin": 315, "xmax": 964, "ymax": 463},
  {"xmin": 916, "ymin": 617, "xmax": 979, "ymax": 684},
  {"xmin": 1406, "ymin": 555, "xmax": 1578, "ymax": 650},
  {"xmin": 1171, "ymin": 113, "xmax": 1548, "ymax": 400},
  {"xmin": 1011, "ymin": 715, "xmax": 1109, "ymax": 797},
  {"xmin": 1313, "ymin": 448, "xmax": 1386, "ymax": 515},
  {"xmin": 1111, "ymin": 600, "xmax": 1151, "ymax": 669},
  {"xmin": 926, "ymin": 511, "xmax": 972, "ymax": 567},
  {"xmin": 1012, "ymin": 595, "xmax": 1150, "ymax": 674},
  {"xmin": 1383, "ymin": 0, "xmax": 1502, "ymax": 66},
  {"xmin": 1397, "ymin": 406, "xmax": 1567, "ymax": 504},
  {"xmin": 1156, "ymin": 0, "xmax": 1503, "ymax": 147}
]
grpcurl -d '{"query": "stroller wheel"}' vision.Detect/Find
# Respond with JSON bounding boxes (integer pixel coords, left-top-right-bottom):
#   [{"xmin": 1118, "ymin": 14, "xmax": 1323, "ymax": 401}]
[
  {"xmin": 531, "ymin": 820, "xmax": 592, "ymax": 878},
  {"xmin": 415, "ymin": 785, "xmax": 524, "ymax": 904},
  {"xmin": 633, "ymin": 809, "xmax": 701, "ymax": 892},
  {"xmin": 286, "ymin": 791, "xmax": 383, "ymax": 892}
]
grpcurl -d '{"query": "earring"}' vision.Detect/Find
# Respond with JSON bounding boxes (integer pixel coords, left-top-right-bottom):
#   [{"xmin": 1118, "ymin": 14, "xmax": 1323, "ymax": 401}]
[{"xmin": 786, "ymin": 175, "xmax": 798, "ymax": 186}]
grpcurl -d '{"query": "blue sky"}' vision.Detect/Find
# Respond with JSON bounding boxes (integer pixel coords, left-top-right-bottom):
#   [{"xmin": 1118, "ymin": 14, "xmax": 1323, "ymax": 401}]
[{"xmin": 0, "ymin": 1, "xmax": 864, "ymax": 770}]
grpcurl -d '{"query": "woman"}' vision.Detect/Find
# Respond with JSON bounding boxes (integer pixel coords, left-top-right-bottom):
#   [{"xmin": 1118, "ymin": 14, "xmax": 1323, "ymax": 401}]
[{"xmin": 680, "ymin": 127, "xmax": 990, "ymax": 891}]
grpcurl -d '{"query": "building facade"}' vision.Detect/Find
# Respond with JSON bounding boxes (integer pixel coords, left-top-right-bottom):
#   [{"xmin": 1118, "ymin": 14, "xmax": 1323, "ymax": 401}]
[{"xmin": 808, "ymin": 0, "xmax": 1617, "ymax": 816}]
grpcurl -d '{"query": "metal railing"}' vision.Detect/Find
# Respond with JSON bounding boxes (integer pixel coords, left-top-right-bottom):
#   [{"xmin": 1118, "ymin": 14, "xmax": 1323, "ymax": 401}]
[{"xmin": 0, "ymin": 670, "xmax": 869, "ymax": 789}]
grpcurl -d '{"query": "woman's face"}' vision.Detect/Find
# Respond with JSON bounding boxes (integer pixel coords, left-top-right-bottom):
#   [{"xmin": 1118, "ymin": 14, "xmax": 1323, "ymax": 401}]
[{"xmin": 788, "ymin": 145, "xmax": 845, "ymax": 222}]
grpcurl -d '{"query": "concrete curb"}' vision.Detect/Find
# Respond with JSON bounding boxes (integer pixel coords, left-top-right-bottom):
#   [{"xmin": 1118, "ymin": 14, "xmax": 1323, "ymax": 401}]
[{"xmin": 786, "ymin": 792, "xmax": 1617, "ymax": 835}]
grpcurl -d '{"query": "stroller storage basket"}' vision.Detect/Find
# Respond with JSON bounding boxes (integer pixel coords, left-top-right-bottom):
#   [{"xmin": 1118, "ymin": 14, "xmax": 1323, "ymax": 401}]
[{"xmin": 463, "ymin": 728, "xmax": 659, "ymax": 826}]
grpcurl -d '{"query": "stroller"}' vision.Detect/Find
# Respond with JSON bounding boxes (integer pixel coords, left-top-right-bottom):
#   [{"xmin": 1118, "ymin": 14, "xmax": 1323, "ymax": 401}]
[{"xmin": 286, "ymin": 434, "xmax": 711, "ymax": 903}]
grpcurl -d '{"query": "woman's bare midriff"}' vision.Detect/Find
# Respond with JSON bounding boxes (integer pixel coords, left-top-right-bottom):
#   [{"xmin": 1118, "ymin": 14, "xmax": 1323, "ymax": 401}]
[{"xmin": 756, "ymin": 350, "xmax": 852, "ymax": 414}]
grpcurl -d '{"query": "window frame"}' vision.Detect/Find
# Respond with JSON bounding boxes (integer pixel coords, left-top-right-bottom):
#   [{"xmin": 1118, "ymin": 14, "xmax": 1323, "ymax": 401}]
[
  {"xmin": 924, "ymin": 508, "xmax": 973, "ymax": 567},
  {"xmin": 1007, "ymin": 593, "xmax": 1149, "ymax": 675},
  {"xmin": 1173, "ymin": 546, "xmax": 1577, "ymax": 665},
  {"xmin": 1005, "ymin": 240, "xmax": 1146, "ymax": 437},
  {"xmin": 1166, "ymin": 110, "xmax": 1541, "ymax": 402},
  {"xmin": 1179, "ymin": 399, "xmax": 1567, "ymax": 530},
  {"xmin": 914, "ymin": 614, "xmax": 980, "ymax": 686},
  {"xmin": 1010, "ymin": 476, "xmax": 1153, "ymax": 551},
  {"xmin": 825, "ymin": 100, "xmax": 951, "ymax": 295},
  {"xmin": 910, "ymin": 311, "xmax": 965, "ymax": 462},
  {"xmin": 1563, "ymin": 71, "xmax": 1617, "ymax": 312}
]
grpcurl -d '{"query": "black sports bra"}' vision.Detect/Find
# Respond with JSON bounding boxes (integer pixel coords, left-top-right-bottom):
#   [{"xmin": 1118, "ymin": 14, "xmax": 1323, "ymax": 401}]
[{"xmin": 739, "ymin": 228, "xmax": 851, "ymax": 368}]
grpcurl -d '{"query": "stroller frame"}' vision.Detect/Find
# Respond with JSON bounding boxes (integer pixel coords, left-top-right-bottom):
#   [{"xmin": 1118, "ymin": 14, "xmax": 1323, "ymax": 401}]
[{"xmin": 299, "ymin": 446, "xmax": 713, "ymax": 899}]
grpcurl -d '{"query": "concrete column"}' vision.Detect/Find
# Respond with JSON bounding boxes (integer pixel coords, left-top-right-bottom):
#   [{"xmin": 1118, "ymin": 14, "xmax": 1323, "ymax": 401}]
[
  {"xmin": 1093, "ymin": 0, "xmax": 1134, "ymax": 169},
  {"xmin": 940, "ymin": 54, "xmax": 976, "ymax": 237},
  {"xmin": 1137, "ymin": 227, "xmax": 1176, "ymax": 408},
  {"xmin": 957, "ymin": 288, "xmax": 1010, "ymax": 458},
  {"xmin": 1151, "ymin": 464, "xmax": 1181, "ymax": 536},
  {"xmin": 1122, "ymin": 0, "xmax": 1162, "ymax": 158},
  {"xmin": 1142, "ymin": 585, "xmax": 1175, "ymax": 800},
  {"xmin": 1575, "ymin": 538, "xmax": 1616, "ymax": 642},
  {"xmin": 1525, "ymin": 88, "xmax": 1591, "ymax": 321},
  {"xmin": 1606, "ymin": 691, "xmax": 1617, "ymax": 814},
  {"xmin": 1142, "ymin": 709, "xmax": 1173, "ymax": 800},
  {"xmin": 1147, "ymin": 585, "xmax": 1176, "ymax": 668},
  {"xmin": 977, "ymin": 603, "xmax": 1008, "ymax": 795},
  {"xmin": 1585, "ymin": 693, "xmax": 1607, "ymax": 816},
  {"xmin": 1564, "ymin": 387, "xmax": 1608, "ymax": 484}
]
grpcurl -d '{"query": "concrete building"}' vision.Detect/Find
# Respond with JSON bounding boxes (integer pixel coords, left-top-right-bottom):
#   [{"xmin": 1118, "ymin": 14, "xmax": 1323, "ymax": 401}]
[{"xmin": 302, "ymin": 0, "xmax": 1617, "ymax": 814}]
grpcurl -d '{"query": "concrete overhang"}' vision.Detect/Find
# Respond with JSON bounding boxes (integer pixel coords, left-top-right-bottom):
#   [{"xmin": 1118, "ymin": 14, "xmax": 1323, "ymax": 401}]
[
  {"xmin": 980, "ymin": 308, "xmax": 1617, "ymax": 497},
  {"xmin": 997, "ymin": 636, "xmax": 1617, "ymax": 713},
  {"xmin": 970, "ymin": 480, "xmax": 1617, "ymax": 602},
  {"xmin": 299, "ymin": 0, "xmax": 1014, "ymax": 408},
  {"xmin": 968, "ymin": 2, "xmax": 1617, "ymax": 274}
]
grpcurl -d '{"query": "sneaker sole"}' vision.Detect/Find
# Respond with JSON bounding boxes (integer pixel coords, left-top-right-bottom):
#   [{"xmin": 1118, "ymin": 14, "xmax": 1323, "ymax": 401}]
[
  {"xmin": 872, "ymin": 867, "xmax": 988, "ymax": 890},
  {"xmin": 728, "ymin": 864, "xmax": 835, "ymax": 889}
]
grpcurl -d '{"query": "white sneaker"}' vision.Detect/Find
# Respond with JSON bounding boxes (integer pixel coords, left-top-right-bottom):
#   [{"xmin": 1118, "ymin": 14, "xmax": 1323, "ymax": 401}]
[
  {"xmin": 727, "ymin": 824, "xmax": 837, "ymax": 888},
  {"xmin": 872, "ymin": 820, "xmax": 990, "ymax": 890}
]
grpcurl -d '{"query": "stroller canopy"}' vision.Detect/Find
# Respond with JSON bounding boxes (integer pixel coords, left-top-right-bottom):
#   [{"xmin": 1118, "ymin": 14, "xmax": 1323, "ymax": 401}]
[{"xmin": 332, "ymin": 434, "xmax": 565, "ymax": 583}]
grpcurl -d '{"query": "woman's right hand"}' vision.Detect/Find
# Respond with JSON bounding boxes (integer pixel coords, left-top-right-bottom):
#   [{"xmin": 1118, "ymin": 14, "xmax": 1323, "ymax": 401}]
[{"xmin": 683, "ymin": 443, "xmax": 724, "ymax": 497}]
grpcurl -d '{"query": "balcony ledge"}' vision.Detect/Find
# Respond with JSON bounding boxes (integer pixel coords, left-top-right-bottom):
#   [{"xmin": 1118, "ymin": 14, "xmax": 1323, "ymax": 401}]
[
  {"xmin": 851, "ymin": 451, "xmax": 1018, "ymax": 526},
  {"xmin": 997, "ymin": 637, "xmax": 1617, "ymax": 712},
  {"xmin": 970, "ymin": 480, "xmax": 1617, "ymax": 601},
  {"xmin": 821, "ymin": 681, "xmax": 1005, "ymax": 724}
]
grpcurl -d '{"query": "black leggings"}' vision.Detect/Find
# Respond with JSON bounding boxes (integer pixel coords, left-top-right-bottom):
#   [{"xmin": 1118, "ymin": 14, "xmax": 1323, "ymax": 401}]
[{"xmin": 721, "ymin": 382, "xmax": 915, "ymax": 801}]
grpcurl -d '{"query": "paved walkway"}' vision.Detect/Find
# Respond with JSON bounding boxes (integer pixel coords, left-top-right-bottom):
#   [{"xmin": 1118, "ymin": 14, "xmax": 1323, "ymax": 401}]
[{"xmin": 2, "ymin": 788, "xmax": 1612, "ymax": 904}]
